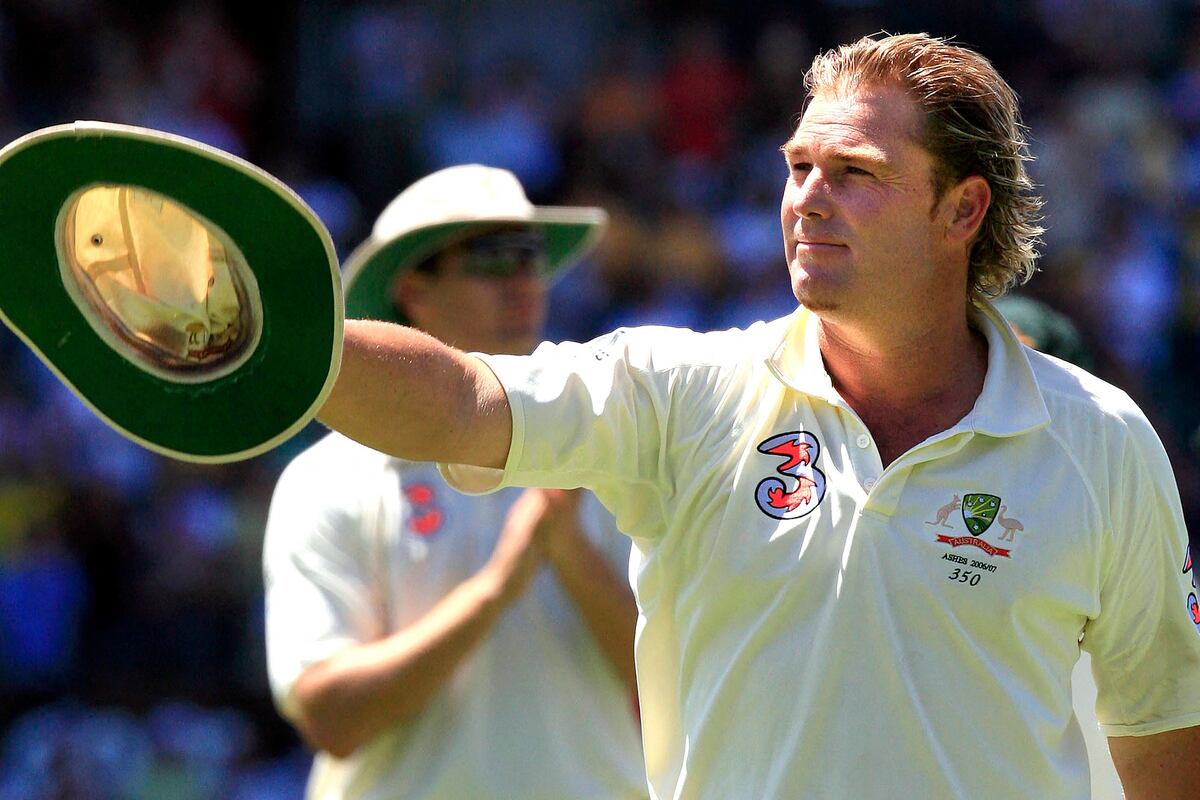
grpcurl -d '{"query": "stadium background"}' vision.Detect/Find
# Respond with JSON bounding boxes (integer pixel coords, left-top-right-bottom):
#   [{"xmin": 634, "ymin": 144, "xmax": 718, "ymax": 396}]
[{"xmin": 0, "ymin": 0, "xmax": 1197, "ymax": 797}]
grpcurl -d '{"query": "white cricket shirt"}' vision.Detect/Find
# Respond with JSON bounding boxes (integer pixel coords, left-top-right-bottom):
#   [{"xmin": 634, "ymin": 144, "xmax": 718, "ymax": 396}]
[
  {"xmin": 452, "ymin": 301, "xmax": 1200, "ymax": 799},
  {"xmin": 264, "ymin": 433, "xmax": 647, "ymax": 800}
]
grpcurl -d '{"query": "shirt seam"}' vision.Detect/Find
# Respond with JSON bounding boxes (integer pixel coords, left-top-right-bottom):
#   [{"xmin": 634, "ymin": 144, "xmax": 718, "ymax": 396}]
[
  {"xmin": 1098, "ymin": 708, "xmax": 1200, "ymax": 737},
  {"xmin": 1042, "ymin": 424, "xmax": 1109, "ymax": 547},
  {"xmin": 1042, "ymin": 425, "xmax": 1114, "ymax": 656},
  {"xmin": 1043, "ymin": 404, "xmax": 1160, "ymax": 727}
]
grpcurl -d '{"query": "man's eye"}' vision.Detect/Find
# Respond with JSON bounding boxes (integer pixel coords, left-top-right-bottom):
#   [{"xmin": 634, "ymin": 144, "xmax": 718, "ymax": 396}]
[
  {"xmin": 791, "ymin": 162, "xmax": 812, "ymax": 174},
  {"xmin": 846, "ymin": 165, "xmax": 873, "ymax": 176}
]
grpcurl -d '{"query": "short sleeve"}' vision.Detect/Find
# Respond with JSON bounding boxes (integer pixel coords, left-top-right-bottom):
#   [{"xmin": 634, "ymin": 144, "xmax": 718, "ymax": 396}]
[
  {"xmin": 262, "ymin": 446, "xmax": 386, "ymax": 719},
  {"xmin": 1082, "ymin": 411, "xmax": 1200, "ymax": 736},
  {"xmin": 441, "ymin": 323, "xmax": 774, "ymax": 544},
  {"xmin": 445, "ymin": 329, "xmax": 679, "ymax": 542}
]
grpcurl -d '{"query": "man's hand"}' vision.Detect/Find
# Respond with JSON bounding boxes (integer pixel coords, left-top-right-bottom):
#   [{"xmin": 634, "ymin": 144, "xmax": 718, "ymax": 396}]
[
  {"xmin": 484, "ymin": 488, "xmax": 559, "ymax": 604},
  {"xmin": 290, "ymin": 487, "xmax": 562, "ymax": 759}
]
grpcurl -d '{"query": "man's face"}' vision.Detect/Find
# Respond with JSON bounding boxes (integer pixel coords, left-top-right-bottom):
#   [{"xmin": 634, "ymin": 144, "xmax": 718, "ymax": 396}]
[
  {"xmin": 780, "ymin": 84, "xmax": 953, "ymax": 323},
  {"xmin": 395, "ymin": 228, "xmax": 548, "ymax": 355}
]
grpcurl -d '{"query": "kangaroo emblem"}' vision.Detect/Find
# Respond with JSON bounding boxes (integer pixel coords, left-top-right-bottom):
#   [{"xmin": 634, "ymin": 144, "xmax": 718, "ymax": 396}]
[{"xmin": 925, "ymin": 494, "xmax": 961, "ymax": 529}]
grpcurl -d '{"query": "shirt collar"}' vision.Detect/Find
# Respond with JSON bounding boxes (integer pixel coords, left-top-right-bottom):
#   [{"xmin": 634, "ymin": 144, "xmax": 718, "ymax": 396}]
[
  {"xmin": 765, "ymin": 306, "xmax": 841, "ymax": 404},
  {"xmin": 764, "ymin": 299, "xmax": 1050, "ymax": 437},
  {"xmin": 967, "ymin": 298, "xmax": 1050, "ymax": 436}
]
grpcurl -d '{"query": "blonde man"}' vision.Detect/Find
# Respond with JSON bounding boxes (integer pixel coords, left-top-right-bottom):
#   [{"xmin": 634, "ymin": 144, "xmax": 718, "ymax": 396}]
[{"xmin": 318, "ymin": 36, "xmax": 1200, "ymax": 798}]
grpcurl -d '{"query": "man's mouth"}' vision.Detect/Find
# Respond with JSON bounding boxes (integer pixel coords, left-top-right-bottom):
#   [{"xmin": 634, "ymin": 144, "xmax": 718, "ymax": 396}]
[{"xmin": 795, "ymin": 240, "xmax": 847, "ymax": 251}]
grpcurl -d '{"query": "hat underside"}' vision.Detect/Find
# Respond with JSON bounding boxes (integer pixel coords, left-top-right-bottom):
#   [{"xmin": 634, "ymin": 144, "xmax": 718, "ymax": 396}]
[{"xmin": 0, "ymin": 125, "xmax": 341, "ymax": 461}]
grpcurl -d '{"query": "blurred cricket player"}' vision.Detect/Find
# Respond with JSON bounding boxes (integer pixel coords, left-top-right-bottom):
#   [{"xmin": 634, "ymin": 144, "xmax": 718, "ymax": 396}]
[{"xmin": 264, "ymin": 166, "xmax": 648, "ymax": 800}]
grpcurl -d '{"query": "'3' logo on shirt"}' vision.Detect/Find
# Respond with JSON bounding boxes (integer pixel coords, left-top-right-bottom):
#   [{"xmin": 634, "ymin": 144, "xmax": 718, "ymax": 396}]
[
  {"xmin": 404, "ymin": 483, "xmax": 445, "ymax": 537},
  {"xmin": 1184, "ymin": 547, "xmax": 1200, "ymax": 635},
  {"xmin": 754, "ymin": 431, "xmax": 828, "ymax": 520}
]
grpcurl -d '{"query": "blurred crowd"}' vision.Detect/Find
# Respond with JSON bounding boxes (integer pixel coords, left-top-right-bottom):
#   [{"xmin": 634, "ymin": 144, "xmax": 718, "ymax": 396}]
[{"xmin": 0, "ymin": 0, "xmax": 1197, "ymax": 796}]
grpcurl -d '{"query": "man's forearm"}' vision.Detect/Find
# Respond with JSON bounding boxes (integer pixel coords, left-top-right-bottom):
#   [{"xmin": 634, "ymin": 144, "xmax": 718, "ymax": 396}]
[
  {"xmin": 547, "ymin": 525, "xmax": 639, "ymax": 694},
  {"xmin": 318, "ymin": 320, "xmax": 512, "ymax": 467},
  {"xmin": 291, "ymin": 568, "xmax": 513, "ymax": 758}
]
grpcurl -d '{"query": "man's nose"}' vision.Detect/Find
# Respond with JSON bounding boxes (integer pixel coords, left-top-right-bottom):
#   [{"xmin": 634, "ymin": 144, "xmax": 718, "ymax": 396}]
[
  {"xmin": 502, "ymin": 263, "xmax": 544, "ymax": 293},
  {"xmin": 791, "ymin": 171, "xmax": 832, "ymax": 219}
]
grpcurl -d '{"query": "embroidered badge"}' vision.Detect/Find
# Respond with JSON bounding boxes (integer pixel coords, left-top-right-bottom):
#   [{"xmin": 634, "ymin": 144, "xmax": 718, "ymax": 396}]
[
  {"xmin": 755, "ymin": 431, "xmax": 827, "ymax": 520},
  {"xmin": 928, "ymin": 491, "xmax": 1016, "ymax": 558},
  {"xmin": 404, "ymin": 482, "xmax": 444, "ymax": 537}
]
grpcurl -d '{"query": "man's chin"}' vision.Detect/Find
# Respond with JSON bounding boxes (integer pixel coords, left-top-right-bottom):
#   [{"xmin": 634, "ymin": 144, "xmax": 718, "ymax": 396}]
[
  {"xmin": 789, "ymin": 261, "xmax": 848, "ymax": 308},
  {"xmin": 791, "ymin": 284, "xmax": 841, "ymax": 315}
]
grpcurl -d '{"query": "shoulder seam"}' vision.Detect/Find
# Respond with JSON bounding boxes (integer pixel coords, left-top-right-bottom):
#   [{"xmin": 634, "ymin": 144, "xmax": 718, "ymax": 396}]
[
  {"xmin": 1043, "ymin": 424, "xmax": 1111, "ymax": 548},
  {"xmin": 1038, "ymin": 383, "xmax": 1132, "ymax": 419}
]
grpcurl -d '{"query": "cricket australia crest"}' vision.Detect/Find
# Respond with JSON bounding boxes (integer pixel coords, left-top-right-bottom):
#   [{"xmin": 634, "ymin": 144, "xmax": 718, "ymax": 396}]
[{"xmin": 961, "ymin": 493, "xmax": 1000, "ymax": 535}]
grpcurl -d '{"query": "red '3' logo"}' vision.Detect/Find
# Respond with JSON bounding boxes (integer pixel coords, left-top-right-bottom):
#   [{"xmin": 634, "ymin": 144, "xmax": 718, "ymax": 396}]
[
  {"xmin": 755, "ymin": 431, "xmax": 827, "ymax": 520},
  {"xmin": 1184, "ymin": 547, "xmax": 1199, "ymax": 633}
]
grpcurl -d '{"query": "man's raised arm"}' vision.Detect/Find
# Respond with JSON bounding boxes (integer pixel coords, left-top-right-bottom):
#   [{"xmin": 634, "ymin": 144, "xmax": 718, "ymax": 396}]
[{"xmin": 318, "ymin": 319, "xmax": 512, "ymax": 468}]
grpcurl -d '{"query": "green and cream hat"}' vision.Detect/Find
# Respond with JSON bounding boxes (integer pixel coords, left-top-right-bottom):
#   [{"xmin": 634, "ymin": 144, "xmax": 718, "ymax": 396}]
[
  {"xmin": 342, "ymin": 164, "xmax": 607, "ymax": 323},
  {"xmin": 0, "ymin": 121, "xmax": 343, "ymax": 462}
]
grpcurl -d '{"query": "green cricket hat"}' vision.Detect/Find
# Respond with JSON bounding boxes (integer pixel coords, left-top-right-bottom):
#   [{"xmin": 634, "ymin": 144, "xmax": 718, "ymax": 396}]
[
  {"xmin": 342, "ymin": 164, "xmax": 606, "ymax": 323},
  {"xmin": 0, "ymin": 121, "xmax": 343, "ymax": 463},
  {"xmin": 993, "ymin": 294, "xmax": 1094, "ymax": 371}
]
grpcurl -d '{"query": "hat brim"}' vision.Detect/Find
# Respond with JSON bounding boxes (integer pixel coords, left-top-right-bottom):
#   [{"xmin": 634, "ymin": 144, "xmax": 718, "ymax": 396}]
[
  {"xmin": 342, "ymin": 207, "xmax": 606, "ymax": 324},
  {"xmin": 0, "ymin": 122, "xmax": 343, "ymax": 463}
]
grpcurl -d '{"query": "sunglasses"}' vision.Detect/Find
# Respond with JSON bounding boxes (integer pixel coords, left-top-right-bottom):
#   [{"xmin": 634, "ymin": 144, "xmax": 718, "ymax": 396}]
[{"xmin": 456, "ymin": 230, "xmax": 548, "ymax": 278}]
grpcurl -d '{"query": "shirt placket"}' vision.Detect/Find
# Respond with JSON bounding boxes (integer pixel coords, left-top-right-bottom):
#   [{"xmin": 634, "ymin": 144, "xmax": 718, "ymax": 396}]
[{"xmin": 830, "ymin": 400, "xmax": 978, "ymax": 518}]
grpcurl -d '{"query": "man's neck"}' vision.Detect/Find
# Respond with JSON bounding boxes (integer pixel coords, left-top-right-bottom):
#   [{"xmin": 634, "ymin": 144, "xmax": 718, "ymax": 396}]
[{"xmin": 817, "ymin": 308, "xmax": 989, "ymax": 466}]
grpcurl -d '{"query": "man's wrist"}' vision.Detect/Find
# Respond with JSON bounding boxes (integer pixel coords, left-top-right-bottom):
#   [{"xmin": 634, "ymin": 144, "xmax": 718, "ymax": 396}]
[
  {"xmin": 545, "ymin": 521, "xmax": 587, "ymax": 569},
  {"xmin": 474, "ymin": 560, "xmax": 528, "ymax": 610}
]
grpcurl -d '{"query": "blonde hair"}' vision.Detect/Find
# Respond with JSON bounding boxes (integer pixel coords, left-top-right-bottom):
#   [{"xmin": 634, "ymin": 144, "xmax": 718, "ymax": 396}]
[{"xmin": 804, "ymin": 33, "xmax": 1043, "ymax": 299}]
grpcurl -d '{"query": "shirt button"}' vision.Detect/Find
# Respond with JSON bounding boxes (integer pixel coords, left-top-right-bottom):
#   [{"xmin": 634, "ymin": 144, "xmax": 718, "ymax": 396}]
[
  {"xmin": 856, "ymin": 434, "xmax": 871, "ymax": 448},
  {"xmin": 864, "ymin": 478, "xmax": 877, "ymax": 491}
]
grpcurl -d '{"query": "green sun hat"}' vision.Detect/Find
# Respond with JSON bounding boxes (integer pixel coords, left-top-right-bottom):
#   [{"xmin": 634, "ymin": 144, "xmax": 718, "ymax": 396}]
[
  {"xmin": 343, "ymin": 164, "xmax": 607, "ymax": 323},
  {"xmin": 0, "ymin": 121, "xmax": 343, "ymax": 463},
  {"xmin": 993, "ymin": 294, "xmax": 1094, "ymax": 371}
]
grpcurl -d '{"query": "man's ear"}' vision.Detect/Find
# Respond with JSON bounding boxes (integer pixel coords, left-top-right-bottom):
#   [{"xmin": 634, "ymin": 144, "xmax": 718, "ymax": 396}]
[
  {"xmin": 390, "ymin": 270, "xmax": 430, "ymax": 325},
  {"xmin": 943, "ymin": 175, "xmax": 991, "ymax": 246}
]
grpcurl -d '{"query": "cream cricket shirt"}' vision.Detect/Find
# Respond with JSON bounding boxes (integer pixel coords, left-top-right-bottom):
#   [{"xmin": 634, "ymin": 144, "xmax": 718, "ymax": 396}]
[
  {"xmin": 264, "ymin": 434, "xmax": 647, "ymax": 800},
  {"xmin": 454, "ymin": 301, "xmax": 1200, "ymax": 799}
]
